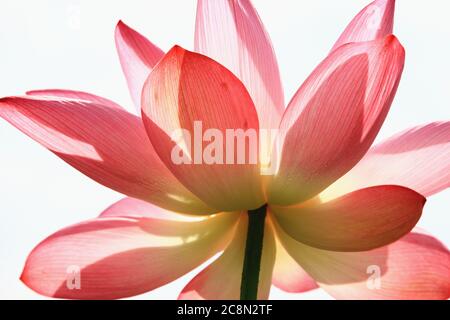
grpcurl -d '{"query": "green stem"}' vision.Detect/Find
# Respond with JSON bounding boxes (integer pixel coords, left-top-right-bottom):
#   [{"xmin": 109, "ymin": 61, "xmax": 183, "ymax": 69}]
[{"xmin": 240, "ymin": 204, "xmax": 267, "ymax": 300}]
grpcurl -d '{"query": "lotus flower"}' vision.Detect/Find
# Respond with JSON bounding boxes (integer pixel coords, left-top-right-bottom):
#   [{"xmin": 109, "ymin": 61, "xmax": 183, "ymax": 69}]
[{"xmin": 1, "ymin": 0, "xmax": 449, "ymax": 300}]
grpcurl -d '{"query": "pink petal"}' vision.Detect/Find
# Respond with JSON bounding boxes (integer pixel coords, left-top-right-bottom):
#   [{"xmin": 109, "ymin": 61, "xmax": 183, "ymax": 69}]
[
  {"xmin": 179, "ymin": 214, "xmax": 275, "ymax": 300},
  {"xmin": 272, "ymin": 233, "xmax": 318, "ymax": 293},
  {"xmin": 115, "ymin": 20, "xmax": 164, "ymax": 112},
  {"xmin": 322, "ymin": 122, "xmax": 450, "ymax": 201},
  {"xmin": 26, "ymin": 89, "xmax": 123, "ymax": 110},
  {"xmin": 0, "ymin": 96, "xmax": 213, "ymax": 214},
  {"xmin": 268, "ymin": 35, "xmax": 405, "ymax": 205},
  {"xmin": 274, "ymin": 223, "xmax": 450, "ymax": 300},
  {"xmin": 21, "ymin": 213, "xmax": 239, "ymax": 299},
  {"xmin": 272, "ymin": 186, "xmax": 425, "ymax": 252},
  {"xmin": 195, "ymin": 0, "xmax": 284, "ymax": 135},
  {"xmin": 141, "ymin": 46, "xmax": 264, "ymax": 211},
  {"xmin": 100, "ymin": 197, "xmax": 207, "ymax": 221},
  {"xmin": 332, "ymin": 0, "xmax": 395, "ymax": 51}
]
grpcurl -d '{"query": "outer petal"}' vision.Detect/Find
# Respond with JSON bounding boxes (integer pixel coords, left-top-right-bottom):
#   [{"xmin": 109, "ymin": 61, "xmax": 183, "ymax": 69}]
[
  {"xmin": 272, "ymin": 186, "xmax": 425, "ymax": 252},
  {"xmin": 115, "ymin": 20, "xmax": 164, "ymax": 112},
  {"xmin": 195, "ymin": 0, "xmax": 284, "ymax": 135},
  {"xmin": 179, "ymin": 214, "xmax": 275, "ymax": 300},
  {"xmin": 321, "ymin": 122, "xmax": 450, "ymax": 201},
  {"xmin": 142, "ymin": 46, "xmax": 264, "ymax": 211},
  {"xmin": 272, "ymin": 235, "xmax": 318, "ymax": 293},
  {"xmin": 26, "ymin": 89, "xmax": 123, "ymax": 110},
  {"xmin": 21, "ymin": 213, "xmax": 239, "ymax": 299},
  {"xmin": 0, "ymin": 96, "xmax": 214, "ymax": 214},
  {"xmin": 268, "ymin": 35, "xmax": 405, "ymax": 205},
  {"xmin": 274, "ymin": 222, "xmax": 450, "ymax": 300},
  {"xmin": 332, "ymin": 0, "xmax": 396, "ymax": 51},
  {"xmin": 100, "ymin": 197, "xmax": 206, "ymax": 222}
]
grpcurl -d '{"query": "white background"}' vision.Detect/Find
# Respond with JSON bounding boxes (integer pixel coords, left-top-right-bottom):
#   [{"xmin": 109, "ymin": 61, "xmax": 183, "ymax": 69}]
[{"xmin": 0, "ymin": 0, "xmax": 449, "ymax": 299}]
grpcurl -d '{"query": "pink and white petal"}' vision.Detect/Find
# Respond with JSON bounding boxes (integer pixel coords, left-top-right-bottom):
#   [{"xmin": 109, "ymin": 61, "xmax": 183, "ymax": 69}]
[
  {"xmin": 26, "ymin": 89, "xmax": 123, "ymax": 110},
  {"xmin": 268, "ymin": 36, "xmax": 405, "ymax": 206},
  {"xmin": 142, "ymin": 46, "xmax": 264, "ymax": 211},
  {"xmin": 179, "ymin": 214, "xmax": 275, "ymax": 300},
  {"xmin": 100, "ymin": 197, "xmax": 206, "ymax": 222},
  {"xmin": 321, "ymin": 122, "xmax": 450, "ymax": 201},
  {"xmin": 331, "ymin": 0, "xmax": 396, "ymax": 51},
  {"xmin": 0, "ymin": 96, "xmax": 214, "ymax": 214},
  {"xmin": 272, "ymin": 234, "xmax": 318, "ymax": 293},
  {"xmin": 272, "ymin": 186, "xmax": 425, "ymax": 252},
  {"xmin": 21, "ymin": 213, "xmax": 239, "ymax": 299},
  {"xmin": 274, "ymin": 223, "xmax": 450, "ymax": 300},
  {"xmin": 115, "ymin": 20, "xmax": 164, "ymax": 112},
  {"xmin": 195, "ymin": 0, "xmax": 284, "ymax": 136}
]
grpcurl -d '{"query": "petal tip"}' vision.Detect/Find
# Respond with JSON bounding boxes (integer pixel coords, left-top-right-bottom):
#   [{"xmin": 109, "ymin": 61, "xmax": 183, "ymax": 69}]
[
  {"xmin": 371, "ymin": 0, "xmax": 396, "ymax": 20},
  {"xmin": 169, "ymin": 44, "xmax": 186, "ymax": 53},
  {"xmin": 397, "ymin": 185, "xmax": 427, "ymax": 208},
  {"xmin": 379, "ymin": 34, "xmax": 405, "ymax": 60},
  {"xmin": 384, "ymin": 34, "xmax": 398, "ymax": 45},
  {"xmin": 420, "ymin": 194, "xmax": 427, "ymax": 206},
  {"xmin": 115, "ymin": 19, "xmax": 128, "ymax": 31},
  {"xmin": 378, "ymin": 0, "xmax": 395, "ymax": 8},
  {"xmin": 114, "ymin": 20, "xmax": 139, "ymax": 42},
  {"xmin": 19, "ymin": 269, "xmax": 27, "ymax": 284},
  {"xmin": 382, "ymin": 34, "xmax": 403, "ymax": 51},
  {"xmin": 19, "ymin": 264, "xmax": 34, "ymax": 293},
  {"xmin": 372, "ymin": 0, "xmax": 394, "ymax": 7},
  {"xmin": 0, "ymin": 96, "xmax": 19, "ymax": 109},
  {"xmin": 165, "ymin": 45, "xmax": 188, "ymax": 61},
  {"xmin": 0, "ymin": 96, "xmax": 11, "ymax": 104}
]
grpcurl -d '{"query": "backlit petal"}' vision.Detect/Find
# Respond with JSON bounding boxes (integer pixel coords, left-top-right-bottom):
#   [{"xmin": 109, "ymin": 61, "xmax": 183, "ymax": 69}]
[
  {"xmin": 272, "ymin": 186, "xmax": 425, "ymax": 252},
  {"xmin": 0, "ymin": 96, "xmax": 214, "ymax": 214},
  {"xmin": 195, "ymin": 0, "xmax": 284, "ymax": 136},
  {"xmin": 268, "ymin": 36, "xmax": 405, "ymax": 205},
  {"xmin": 332, "ymin": 0, "xmax": 396, "ymax": 51},
  {"xmin": 272, "ymin": 235, "xmax": 318, "ymax": 293},
  {"xmin": 115, "ymin": 20, "xmax": 164, "ymax": 112},
  {"xmin": 321, "ymin": 122, "xmax": 450, "ymax": 201},
  {"xmin": 274, "ymin": 222, "xmax": 450, "ymax": 300},
  {"xmin": 142, "ymin": 46, "xmax": 264, "ymax": 211},
  {"xmin": 21, "ymin": 213, "xmax": 239, "ymax": 299}
]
